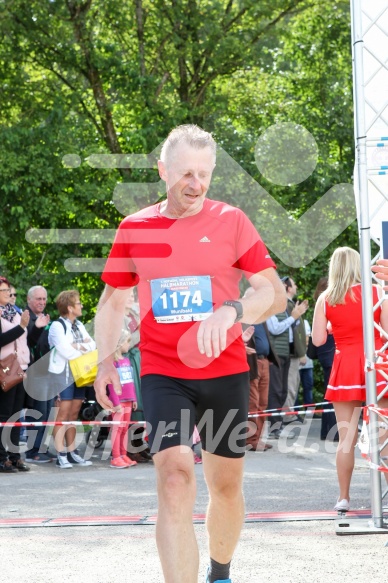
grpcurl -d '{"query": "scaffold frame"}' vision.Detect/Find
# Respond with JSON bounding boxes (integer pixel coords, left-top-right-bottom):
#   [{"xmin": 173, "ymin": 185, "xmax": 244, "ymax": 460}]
[{"xmin": 339, "ymin": 0, "xmax": 388, "ymax": 535}]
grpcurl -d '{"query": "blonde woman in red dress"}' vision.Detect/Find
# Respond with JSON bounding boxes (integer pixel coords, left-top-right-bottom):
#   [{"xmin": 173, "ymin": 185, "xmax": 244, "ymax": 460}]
[{"xmin": 312, "ymin": 247, "xmax": 388, "ymax": 512}]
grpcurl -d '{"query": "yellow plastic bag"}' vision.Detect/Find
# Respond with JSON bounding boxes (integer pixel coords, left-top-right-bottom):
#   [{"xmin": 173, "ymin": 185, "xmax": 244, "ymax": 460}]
[{"xmin": 69, "ymin": 350, "xmax": 98, "ymax": 387}]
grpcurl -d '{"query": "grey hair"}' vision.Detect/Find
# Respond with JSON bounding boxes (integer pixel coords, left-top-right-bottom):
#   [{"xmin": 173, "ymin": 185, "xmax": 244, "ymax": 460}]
[
  {"xmin": 160, "ymin": 124, "xmax": 216, "ymax": 165},
  {"xmin": 27, "ymin": 285, "xmax": 47, "ymax": 299}
]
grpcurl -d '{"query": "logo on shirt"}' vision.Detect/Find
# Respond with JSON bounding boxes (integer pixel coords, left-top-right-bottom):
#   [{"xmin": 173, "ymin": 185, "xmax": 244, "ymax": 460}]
[
  {"xmin": 199, "ymin": 236, "xmax": 211, "ymax": 243},
  {"xmin": 162, "ymin": 432, "xmax": 178, "ymax": 438}
]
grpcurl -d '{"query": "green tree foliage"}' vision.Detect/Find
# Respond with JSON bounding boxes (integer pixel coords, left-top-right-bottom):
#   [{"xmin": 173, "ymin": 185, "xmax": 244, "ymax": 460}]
[{"xmin": 0, "ymin": 0, "xmax": 356, "ymax": 357}]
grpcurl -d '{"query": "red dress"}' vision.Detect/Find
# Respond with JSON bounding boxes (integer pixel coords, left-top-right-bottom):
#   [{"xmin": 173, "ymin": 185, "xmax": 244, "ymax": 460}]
[{"xmin": 325, "ymin": 284, "xmax": 386, "ymax": 402}]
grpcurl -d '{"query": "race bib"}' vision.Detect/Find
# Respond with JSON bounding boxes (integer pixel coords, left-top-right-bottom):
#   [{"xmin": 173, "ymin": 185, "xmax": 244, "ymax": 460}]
[
  {"xmin": 150, "ymin": 275, "xmax": 214, "ymax": 323},
  {"xmin": 117, "ymin": 364, "xmax": 133, "ymax": 385}
]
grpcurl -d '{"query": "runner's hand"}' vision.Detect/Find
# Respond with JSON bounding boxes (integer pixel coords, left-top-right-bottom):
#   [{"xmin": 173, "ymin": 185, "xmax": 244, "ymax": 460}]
[
  {"xmin": 197, "ymin": 305, "xmax": 236, "ymax": 358},
  {"xmin": 94, "ymin": 361, "xmax": 122, "ymax": 411},
  {"xmin": 372, "ymin": 259, "xmax": 388, "ymax": 288}
]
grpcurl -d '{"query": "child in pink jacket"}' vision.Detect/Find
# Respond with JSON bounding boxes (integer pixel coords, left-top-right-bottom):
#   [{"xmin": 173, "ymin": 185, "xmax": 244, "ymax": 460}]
[{"xmin": 107, "ymin": 329, "xmax": 138, "ymax": 468}]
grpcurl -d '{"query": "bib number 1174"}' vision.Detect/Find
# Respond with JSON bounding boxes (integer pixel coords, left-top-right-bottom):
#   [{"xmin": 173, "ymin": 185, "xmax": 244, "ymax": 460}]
[
  {"xmin": 159, "ymin": 289, "xmax": 203, "ymax": 309},
  {"xmin": 150, "ymin": 275, "xmax": 213, "ymax": 323}
]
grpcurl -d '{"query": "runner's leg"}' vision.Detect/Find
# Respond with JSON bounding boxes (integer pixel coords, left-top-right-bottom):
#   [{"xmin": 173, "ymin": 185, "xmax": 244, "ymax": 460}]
[
  {"xmin": 202, "ymin": 451, "xmax": 245, "ymax": 564},
  {"xmin": 153, "ymin": 445, "xmax": 198, "ymax": 583}
]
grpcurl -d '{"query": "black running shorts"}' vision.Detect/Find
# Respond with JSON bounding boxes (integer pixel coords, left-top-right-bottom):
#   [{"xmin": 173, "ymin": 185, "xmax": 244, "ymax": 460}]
[{"xmin": 141, "ymin": 372, "xmax": 250, "ymax": 459}]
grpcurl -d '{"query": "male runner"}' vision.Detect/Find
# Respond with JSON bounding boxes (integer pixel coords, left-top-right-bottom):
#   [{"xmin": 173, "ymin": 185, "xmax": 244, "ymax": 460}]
[{"xmin": 94, "ymin": 124, "xmax": 286, "ymax": 583}]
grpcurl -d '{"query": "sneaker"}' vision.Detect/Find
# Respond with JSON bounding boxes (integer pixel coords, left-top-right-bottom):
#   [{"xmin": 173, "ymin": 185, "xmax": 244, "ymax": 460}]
[
  {"xmin": 0, "ymin": 460, "xmax": 18, "ymax": 473},
  {"xmin": 110, "ymin": 457, "xmax": 130, "ymax": 468},
  {"xmin": 206, "ymin": 567, "xmax": 232, "ymax": 583},
  {"xmin": 56, "ymin": 454, "xmax": 73, "ymax": 469},
  {"xmin": 67, "ymin": 450, "xmax": 93, "ymax": 466},
  {"xmin": 122, "ymin": 455, "xmax": 137, "ymax": 467},
  {"xmin": 25, "ymin": 453, "xmax": 52, "ymax": 463},
  {"xmin": 194, "ymin": 454, "xmax": 202, "ymax": 464},
  {"xmin": 334, "ymin": 498, "xmax": 350, "ymax": 512},
  {"xmin": 11, "ymin": 459, "xmax": 30, "ymax": 472}
]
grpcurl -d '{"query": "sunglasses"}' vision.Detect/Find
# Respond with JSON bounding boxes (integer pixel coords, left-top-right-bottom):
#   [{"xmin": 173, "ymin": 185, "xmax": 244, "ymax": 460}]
[{"xmin": 10, "ymin": 293, "xmax": 17, "ymax": 297}]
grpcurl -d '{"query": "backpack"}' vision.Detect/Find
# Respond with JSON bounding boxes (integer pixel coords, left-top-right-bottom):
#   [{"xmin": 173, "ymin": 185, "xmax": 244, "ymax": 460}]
[{"xmin": 32, "ymin": 318, "xmax": 66, "ymax": 373}]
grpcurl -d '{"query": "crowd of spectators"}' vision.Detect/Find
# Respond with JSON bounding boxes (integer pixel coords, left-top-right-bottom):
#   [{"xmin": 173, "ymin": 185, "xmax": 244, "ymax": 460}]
[
  {"xmin": 1, "ymin": 255, "xmax": 383, "ymax": 509},
  {"xmin": 0, "ymin": 278, "xmax": 144, "ymax": 473}
]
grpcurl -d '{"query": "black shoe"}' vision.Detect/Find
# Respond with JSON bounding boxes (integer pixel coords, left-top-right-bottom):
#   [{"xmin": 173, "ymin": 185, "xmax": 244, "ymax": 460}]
[
  {"xmin": 268, "ymin": 428, "xmax": 282, "ymax": 440},
  {"xmin": 127, "ymin": 452, "xmax": 149, "ymax": 463},
  {"xmin": 282, "ymin": 418, "xmax": 297, "ymax": 425},
  {"xmin": 11, "ymin": 459, "xmax": 30, "ymax": 472},
  {"xmin": 0, "ymin": 460, "xmax": 18, "ymax": 473}
]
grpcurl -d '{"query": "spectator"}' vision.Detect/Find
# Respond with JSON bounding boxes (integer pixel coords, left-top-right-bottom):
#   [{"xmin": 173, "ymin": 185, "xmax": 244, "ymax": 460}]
[
  {"xmin": 25, "ymin": 286, "xmax": 50, "ymax": 357},
  {"xmin": 192, "ymin": 425, "xmax": 202, "ymax": 464},
  {"xmin": 243, "ymin": 287, "xmax": 279, "ymax": 451},
  {"xmin": 312, "ymin": 277, "xmax": 338, "ymax": 441},
  {"xmin": 0, "ymin": 276, "xmax": 31, "ymax": 472},
  {"xmin": 107, "ymin": 328, "xmax": 138, "ymax": 468},
  {"xmin": 48, "ymin": 290, "xmax": 95, "ymax": 469},
  {"xmin": 281, "ymin": 276, "xmax": 308, "ymax": 423},
  {"xmin": 24, "ymin": 285, "xmax": 53, "ymax": 463},
  {"xmin": 267, "ymin": 291, "xmax": 308, "ymax": 438},
  {"xmin": 9, "ymin": 285, "xmax": 22, "ymax": 315},
  {"xmin": 296, "ymin": 319, "xmax": 314, "ymax": 407},
  {"xmin": 8, "ymin": 284, "xmax": 25, "ymax": 441},
  {"xmin": 312, "ymin": 247, "xmax": 388, "ymax": 511},
  {"xmin": 124, "ymin": 288, "xmax": 151, "ymax": 462}
]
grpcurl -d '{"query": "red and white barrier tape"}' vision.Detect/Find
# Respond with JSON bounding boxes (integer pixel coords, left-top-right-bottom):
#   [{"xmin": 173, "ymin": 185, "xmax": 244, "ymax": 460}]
[{"xmin": 0, "ymin": 420, "xmax": 146, "ymax": 428}]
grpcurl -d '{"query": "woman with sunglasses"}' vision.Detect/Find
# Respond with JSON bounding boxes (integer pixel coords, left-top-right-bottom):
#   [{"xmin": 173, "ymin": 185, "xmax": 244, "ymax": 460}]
[
  {"xmin": 0, "ymin": 276, "xmax": 31, "ymax": 472},
  {"xmin": 8, "ymin": 285, "xmax": 22, "ymax": 315}
]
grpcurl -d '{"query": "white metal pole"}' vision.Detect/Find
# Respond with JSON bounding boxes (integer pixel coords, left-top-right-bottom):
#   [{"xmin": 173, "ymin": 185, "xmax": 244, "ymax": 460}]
[{"xmin": 350, "ymin": 0, "xmax": 383, "ymax": 527}]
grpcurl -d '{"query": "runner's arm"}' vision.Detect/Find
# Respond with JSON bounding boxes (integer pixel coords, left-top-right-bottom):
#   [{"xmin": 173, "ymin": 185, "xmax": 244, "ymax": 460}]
[{"xmin": 197, "ymin": 267, "xmax": 286, "ymax": 358}]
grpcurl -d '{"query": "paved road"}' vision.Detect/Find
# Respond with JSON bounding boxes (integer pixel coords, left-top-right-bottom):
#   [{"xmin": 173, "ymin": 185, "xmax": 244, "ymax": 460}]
[{"xmin": 1, "ymin": 419, "xmax": 387, "ymax": 583}]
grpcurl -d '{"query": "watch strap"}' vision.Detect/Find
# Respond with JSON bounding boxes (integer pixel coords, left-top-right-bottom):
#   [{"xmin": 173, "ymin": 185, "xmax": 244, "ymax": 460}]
[{"xmin": 223, "ymin": 300, "xmax": 243, "ymax": 323}]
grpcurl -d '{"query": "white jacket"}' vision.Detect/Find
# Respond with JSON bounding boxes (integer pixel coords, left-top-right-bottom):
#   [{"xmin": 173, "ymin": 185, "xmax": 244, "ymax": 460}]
[{"xmin": 48, "ymin": 318, "xmax": 96, "ymax": 374}]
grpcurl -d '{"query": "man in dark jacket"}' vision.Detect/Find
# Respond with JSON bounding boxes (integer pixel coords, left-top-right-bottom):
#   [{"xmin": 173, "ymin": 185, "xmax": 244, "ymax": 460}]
[{"xmin": 24, "ymin": 286, "xmax": 53, "ymax": 463}]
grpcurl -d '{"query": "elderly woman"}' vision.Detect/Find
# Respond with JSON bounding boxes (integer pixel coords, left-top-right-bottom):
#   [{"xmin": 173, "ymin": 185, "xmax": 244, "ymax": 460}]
[
  {"xmin": 49, "ymin": 290, "xmax": 96, "ymax": 469},
  {"xmin": 0, "ymin": 276, "xmax": 31, "ymax": 472},
  {"xmin": 312, "ymin": 247, "xmax": 388, "ymax": 511}
]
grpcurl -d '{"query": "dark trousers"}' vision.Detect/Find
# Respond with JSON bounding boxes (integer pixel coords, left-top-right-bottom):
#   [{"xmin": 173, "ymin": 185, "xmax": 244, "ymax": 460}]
[
  {"xmin": 295, "ymin": 368, "xmax": 314, "ymax": 406},
  {"xmin": 268, "ymin": 355, "xmax": 290, "ymax": 428},
  {"xmin": 0, "ymin": 380, "xmax": 25, "ymax": 462},
  {"xmin": 320, "ymin": 364, "xmax": 338, "ymax": 440},
  {"xmin": 25, "ymin": 374, "xmax": 54, "ymax": 455}
]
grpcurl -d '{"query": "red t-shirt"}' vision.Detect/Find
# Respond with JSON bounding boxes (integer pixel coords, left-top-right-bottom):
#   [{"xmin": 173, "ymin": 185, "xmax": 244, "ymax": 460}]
[{"xmin": 102, "ymin": 198, "xmax": 276, "ymax": 379}]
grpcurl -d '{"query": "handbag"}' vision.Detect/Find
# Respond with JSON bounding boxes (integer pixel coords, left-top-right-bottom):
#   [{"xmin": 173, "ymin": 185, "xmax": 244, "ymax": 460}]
[
  {"xmin": 0, "ymin": 342, "xmax": 26, "ymax": 392},
  {"xmin": 69, "ymin": 349, "xmax": 98, "ymax": 388},
  {"xmin": 306, "ymin": 336, "xmax": 318, "ymax": 360}
]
